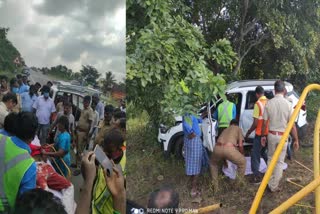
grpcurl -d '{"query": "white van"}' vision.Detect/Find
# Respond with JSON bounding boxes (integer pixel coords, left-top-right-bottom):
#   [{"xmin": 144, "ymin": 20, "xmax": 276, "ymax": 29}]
[{"xmin": 158, "ymin": 80, "xmax": 307, "ymax": 159}]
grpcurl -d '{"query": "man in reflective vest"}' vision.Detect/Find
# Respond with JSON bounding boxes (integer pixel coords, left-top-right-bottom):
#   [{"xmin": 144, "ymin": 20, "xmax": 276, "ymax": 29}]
[
  {"xmin": 214, "ymin": 94, "xmax": 236, "ymax": 136},
  {"xmin": 0, "ymin": 112, "xmax": 38, "ymax": 212},
  {"xmin": 245, "ymin": 86, "xmax": 269, "ymax": 184}
]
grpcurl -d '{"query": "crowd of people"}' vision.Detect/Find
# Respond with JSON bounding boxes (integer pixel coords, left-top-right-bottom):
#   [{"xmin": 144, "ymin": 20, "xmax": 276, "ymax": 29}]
[
  {"xmin": 182, "ymin": 80, "xmax": 299, "ymax": 197},
  {"xmin": 0, "ymin": 73, "xmax": 127, "ymax": 214}
]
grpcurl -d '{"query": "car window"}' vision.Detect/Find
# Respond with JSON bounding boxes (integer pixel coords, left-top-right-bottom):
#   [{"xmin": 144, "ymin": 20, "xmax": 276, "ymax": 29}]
[
  {"xmin": 79, "ymin": 96, "xmax": 84, "ymax": 110},
  {"xmin": 72, "ymin": 94, "xmax": 79, "ymax": 108},
  {"xmin": 228, "ymin": 93, "xmax": 242, "ymax": 120},
  {"xmin": 54, "ymin": 91, "xmax": 64, "ymax": 103},
  {"xmin": 246, "ymin": 90, "xmax": 274, "ymax": 110},
  {"xmin": 245, "ymin": 91, "xmax": 256, "ymax": 110},
  {"xmin": 265, "ymin": 90, "xmax": 274, "ymax": 99}
]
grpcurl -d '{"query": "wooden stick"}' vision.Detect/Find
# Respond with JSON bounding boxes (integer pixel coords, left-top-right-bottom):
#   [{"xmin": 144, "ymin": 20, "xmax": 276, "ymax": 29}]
[
  {"xmin": 294, "ymin": 160, "xmax": 313, "ymax": 173},
  {"xmin": 294, "ymin": 203, "xmax": 315, "ymax": 209},
  {"xmin": 286, "ymin": 178, "xmax": 315, "ymax": 193}
]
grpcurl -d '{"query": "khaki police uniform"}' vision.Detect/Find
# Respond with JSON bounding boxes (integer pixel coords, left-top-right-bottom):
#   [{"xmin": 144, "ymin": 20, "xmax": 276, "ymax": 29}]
[
  {"xmin": 210, "ymin": 125, "xmax": 246, "ymax": 182},
  {"xmin": 263, "ymin": 94, "xmax": 293, "ymax": 191},
  {"xmin": 94, "ymin": 122, "xmax": 111, "ymax": 146},
  {"xmin": 77, "ymin": 107, "xmax": 94, "ymax": 154}
]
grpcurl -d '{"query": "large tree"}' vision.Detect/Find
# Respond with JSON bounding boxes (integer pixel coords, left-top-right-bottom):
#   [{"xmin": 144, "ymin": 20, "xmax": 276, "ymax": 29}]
[
  {"xmin": 183, "ymin": 0, "xmax": 320, "ymax": 87},
  {"xmin": 127, "ymin": 0, "xmax": 236, "ymax": 126},
  {"xmin": 101, "ymin": 71, "xmax": 116, "ymax": 94},
  {"xmin": 80, "ymin": 65, "xmax": 100, "ymax": 87},
  {"xmin": 0, "ymin": 27, "xmax": 22, "ymax": 71}
]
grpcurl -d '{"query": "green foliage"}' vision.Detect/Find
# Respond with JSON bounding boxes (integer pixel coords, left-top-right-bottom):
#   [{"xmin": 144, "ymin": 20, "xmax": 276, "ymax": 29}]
[
  {"xmin": 183, "ymin": 0, "xmax": 320, "ymax": 88},
  {"xmin": 0, "ymin": 28, "xmax": 22, "ymax": 72},
  {"xmin": 39, "ymin": 65, "xmax": 73, "ymax": 80},
  {"xmin": 79, "ymin": 65, "xmax": 100, "ymax": 87},
  {"xmin": 101, "ymin": 71, "xmax": 116, "ymax": 94},
  {"xmin": 127, "ymin": 0, "xmax": 235, "ymax": 125}
]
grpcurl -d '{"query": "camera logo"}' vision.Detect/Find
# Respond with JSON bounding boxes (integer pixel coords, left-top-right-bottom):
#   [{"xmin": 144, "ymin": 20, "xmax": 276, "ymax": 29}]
[{"xmin": 131, "ymin": 208, "xmax": 145, "ymax": 214}]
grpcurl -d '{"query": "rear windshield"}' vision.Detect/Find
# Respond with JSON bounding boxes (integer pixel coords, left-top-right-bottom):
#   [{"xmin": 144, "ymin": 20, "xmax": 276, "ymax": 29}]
[{"xmin": 287, "ymin": 90, "xmax": 300, "ymax": 99}]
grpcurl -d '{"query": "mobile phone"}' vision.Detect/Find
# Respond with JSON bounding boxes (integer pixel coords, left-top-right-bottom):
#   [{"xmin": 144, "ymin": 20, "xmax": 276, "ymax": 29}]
[{"xmin": 94, "ymin": 145, "xmax": 113, "ymax": 177}]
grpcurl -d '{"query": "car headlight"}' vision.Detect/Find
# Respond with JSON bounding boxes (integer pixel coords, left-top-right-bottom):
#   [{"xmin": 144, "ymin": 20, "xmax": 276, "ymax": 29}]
[{"xmin": 160, "ymin": 124, "xmax": 169, "ymax": 133}]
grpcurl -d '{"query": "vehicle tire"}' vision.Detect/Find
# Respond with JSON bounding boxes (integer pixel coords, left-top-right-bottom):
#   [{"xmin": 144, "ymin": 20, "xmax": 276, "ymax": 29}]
[{"xmin": 174, "ymin": 136, "xmax": 184, "ymax": 160}]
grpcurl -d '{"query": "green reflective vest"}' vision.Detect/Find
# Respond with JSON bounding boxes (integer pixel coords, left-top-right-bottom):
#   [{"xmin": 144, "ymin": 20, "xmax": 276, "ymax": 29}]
[
  {"xmin": 0, "ymin": 134, "xmax": 34, "ymax": 212},
  {"xmin": 217, "ymin": 101, "xmax": 234, "ymax": 128}
]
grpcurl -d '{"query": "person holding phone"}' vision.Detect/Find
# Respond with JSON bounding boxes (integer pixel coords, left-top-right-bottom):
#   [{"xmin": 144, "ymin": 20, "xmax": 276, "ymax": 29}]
[
  {"xmin": 91, "ymin": 129, "xmax": 126, "ymax": 214},
  {"xmin": 76, "ymin": 150, "xmax": 126, "ymax": 214}
]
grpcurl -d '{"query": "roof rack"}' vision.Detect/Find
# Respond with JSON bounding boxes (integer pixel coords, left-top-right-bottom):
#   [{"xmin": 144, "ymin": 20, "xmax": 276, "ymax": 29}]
[{"xmin": 57, "ymin": 82, "xmax": 101, "ymax": 96}]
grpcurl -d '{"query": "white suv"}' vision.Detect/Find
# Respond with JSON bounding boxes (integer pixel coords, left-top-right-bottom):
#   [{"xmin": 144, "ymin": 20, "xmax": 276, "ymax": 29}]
[{"xmin": 158, "ymin": 80, "xmax": 308, "ymax": 159}]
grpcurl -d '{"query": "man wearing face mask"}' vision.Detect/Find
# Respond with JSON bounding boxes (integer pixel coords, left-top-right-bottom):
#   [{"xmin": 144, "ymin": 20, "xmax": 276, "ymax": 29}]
[
  {"xmin": 33, "ymin": 85, "xmax": 56, "ymax": 145},
  {"xmin": 10, "ymin": 78, "xmax": 22, "ymax": 113}
]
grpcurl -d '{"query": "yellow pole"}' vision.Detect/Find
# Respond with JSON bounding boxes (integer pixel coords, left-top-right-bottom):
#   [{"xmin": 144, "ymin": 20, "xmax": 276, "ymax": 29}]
[
  {"xmin": 249, "ymin": 84, "xmax": 320, "ymax": 214},
  {"xmin": 197, "ymin": 203, "xmax": 222, "ymax": 213},
  {"xmin": 270, "ymin": 176, "xmax": 320, "ymax": 214},
  {"xmin": 314, "ymin": 110, "xmax": 320, "ymax": 213}
]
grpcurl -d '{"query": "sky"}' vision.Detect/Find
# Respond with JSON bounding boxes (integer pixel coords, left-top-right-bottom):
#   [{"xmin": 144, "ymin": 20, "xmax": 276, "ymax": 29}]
[{"xmin": 0, "ymin": 0, "xmax": 125, "ymax": 82}]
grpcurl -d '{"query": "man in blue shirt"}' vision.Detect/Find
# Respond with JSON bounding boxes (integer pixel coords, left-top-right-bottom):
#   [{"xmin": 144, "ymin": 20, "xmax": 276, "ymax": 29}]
[
  {"xmin": 92, "ymin": 93, "xmax": 105, "ymax": 121},
  {"xmin": 21, "ymin": 85, "xmax": 37, "ymax": 112},
  {"xmin": 182, "ymin": 113, "xmax": 208, "ymax": 198},
  {"xmin": 17, "ymin": 75, "xmax": 30, "ymax": 94}
]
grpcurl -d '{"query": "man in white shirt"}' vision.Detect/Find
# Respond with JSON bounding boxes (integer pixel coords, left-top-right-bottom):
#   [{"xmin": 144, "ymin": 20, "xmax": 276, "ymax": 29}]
[
  {"xmin": 0, "ymin": 93, "xmax": 17, "ymax": 128},
  {"xmin": 33, "ymin": 86, "xmax": 56, "ymax": 145}
]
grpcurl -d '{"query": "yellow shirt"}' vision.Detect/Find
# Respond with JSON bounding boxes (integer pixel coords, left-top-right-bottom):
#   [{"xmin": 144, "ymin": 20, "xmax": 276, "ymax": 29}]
[{"xmin": 253, "ymin": 96, "xmax": 267, "ymax": 119}]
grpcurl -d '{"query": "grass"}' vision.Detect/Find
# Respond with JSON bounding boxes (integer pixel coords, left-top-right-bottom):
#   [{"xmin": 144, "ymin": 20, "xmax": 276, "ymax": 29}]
[
  {"xmin": 0, "ymin": 70, "xmax": 16, "ymax": 79},
  {"xmin": 127, "ymin": 111, "xmax": 317, "ymax": 213},
  {"xmin": 306, "ymin": 93, "xmax": 320, "ymax": 122}
]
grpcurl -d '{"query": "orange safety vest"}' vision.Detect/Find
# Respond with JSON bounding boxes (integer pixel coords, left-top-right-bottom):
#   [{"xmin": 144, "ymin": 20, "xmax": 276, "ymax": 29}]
[{"xmin": 255, "ymin": 98, "xmax": 269, "ymax": 136}]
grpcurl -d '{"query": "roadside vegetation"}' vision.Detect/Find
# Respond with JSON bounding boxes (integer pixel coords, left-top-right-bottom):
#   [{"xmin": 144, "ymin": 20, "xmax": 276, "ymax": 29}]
[{"xmin": 127, "ymin": 0, "xmax": 320, "ymax": 212}]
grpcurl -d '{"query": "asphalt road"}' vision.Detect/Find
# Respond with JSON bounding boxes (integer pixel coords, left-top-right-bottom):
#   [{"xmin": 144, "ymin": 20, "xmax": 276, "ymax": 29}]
[
  {"xmin": 28, "ymin": 69, "xmax": 83, "ymax": 203},
  {"xmin": 29, "ymin": 69, "xmax": 56, "ymax": 85}
]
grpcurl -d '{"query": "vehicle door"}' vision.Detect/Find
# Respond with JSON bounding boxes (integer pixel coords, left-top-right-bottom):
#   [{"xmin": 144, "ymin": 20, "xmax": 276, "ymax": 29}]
[
  {"xmin": 240, "ymin": 89, "xmax": 274, "ymax": 138},
  {"xmin": 240, "ymin": 90, "xmax": 256, "ymax": 138}
]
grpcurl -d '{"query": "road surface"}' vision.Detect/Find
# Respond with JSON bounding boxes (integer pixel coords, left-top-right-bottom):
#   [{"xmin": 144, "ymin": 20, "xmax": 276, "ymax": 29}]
[
  {"xmin": 29, "ymin": 69, "xmax": 57, "ymax": 85},
  {"xmin": 28, "ymin": 69, "xmax": 83, "ymax": 202}
]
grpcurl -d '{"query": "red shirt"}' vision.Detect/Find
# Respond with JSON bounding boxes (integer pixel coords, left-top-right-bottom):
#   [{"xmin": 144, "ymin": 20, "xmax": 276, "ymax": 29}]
[{"xmin": 36, "ymin": 162, "xmax": 71, "ymax": 191}]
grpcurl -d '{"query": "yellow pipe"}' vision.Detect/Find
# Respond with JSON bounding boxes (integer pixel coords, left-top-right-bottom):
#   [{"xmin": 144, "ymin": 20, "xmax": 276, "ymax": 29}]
[
  {"xmin": 198, "ymin": 203, "xmax": 222, "ymax": 213},
  {"xmin": 269, "ymin": 176, "xmax": 320, "ymax": 213},
  {"xmin": 249, "ymin": 84, "xmax": 320, "ymax": 214},
  {"xmin": 314, "ymin": 110, "xmax": 320, "ymax": 213}
]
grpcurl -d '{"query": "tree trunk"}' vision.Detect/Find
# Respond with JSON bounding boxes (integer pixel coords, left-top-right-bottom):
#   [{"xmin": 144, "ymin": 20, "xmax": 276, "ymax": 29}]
[{"xmin": 233, "ymin": 57, "xmax": 243, "ymax": 75}]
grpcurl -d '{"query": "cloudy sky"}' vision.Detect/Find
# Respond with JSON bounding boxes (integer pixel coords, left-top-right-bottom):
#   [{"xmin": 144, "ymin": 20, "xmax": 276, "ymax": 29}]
[{"xmin": 0, "ymin": 0, "xmax": 125, "ymax": 81}]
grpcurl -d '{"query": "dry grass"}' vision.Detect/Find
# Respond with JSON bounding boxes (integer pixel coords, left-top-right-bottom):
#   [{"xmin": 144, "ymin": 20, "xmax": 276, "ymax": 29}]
[{"xmin": 127, "ymin": 116, "xmax": 317, "ymax": 213}]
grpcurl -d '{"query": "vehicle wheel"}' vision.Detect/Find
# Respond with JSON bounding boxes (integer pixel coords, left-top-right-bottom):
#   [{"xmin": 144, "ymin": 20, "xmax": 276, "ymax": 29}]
[{"xmin": 174, "ymin": 136, "xmax": 184, "ymax": 160}]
